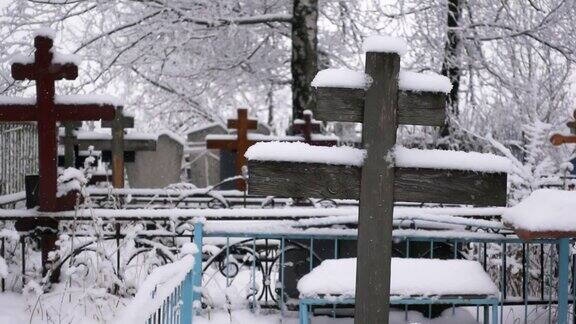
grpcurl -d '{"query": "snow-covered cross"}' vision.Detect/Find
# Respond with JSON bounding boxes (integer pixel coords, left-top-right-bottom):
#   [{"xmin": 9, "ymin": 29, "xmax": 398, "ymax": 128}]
[
  {"xmin": 0, "ymin": 30, "xmax": 118, "ymax": 212},
  {"xmin": 206, "ymin": 108, "xmax": 258, "ymax": 190},
  {"xmin": 551, "ymin": 109, "xmax": 576, "ymax": 145},
  {"xmin": 292, "ymin": 110, "xmax": 336, "ymax": 146},
  {"xmin": 245, "ymin": 36, "xmax": 509, "ymax": 324},
  {"xmin": 101, "ymin": 107, "xmax": 133, "ymax": 188}
]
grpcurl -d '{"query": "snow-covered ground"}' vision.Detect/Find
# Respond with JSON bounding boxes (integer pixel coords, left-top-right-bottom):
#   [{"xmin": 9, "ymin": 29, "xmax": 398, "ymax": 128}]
[{"xmin": 0, "ymin": 291, "xmax": 554, "ymax": 324}]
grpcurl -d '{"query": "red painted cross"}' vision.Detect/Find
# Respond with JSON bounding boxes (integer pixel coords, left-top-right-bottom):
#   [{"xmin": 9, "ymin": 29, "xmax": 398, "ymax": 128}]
[
  {"xmin": 551, "ymin": 110, "xmax": 576, "ymax": 146},
  {"xmin": 0, "ymin": 33, "xmax": 116, "ymax": 211},
  {"xmin": 292, "ymin": 110, "xmax": 337, "ymax": 146}
]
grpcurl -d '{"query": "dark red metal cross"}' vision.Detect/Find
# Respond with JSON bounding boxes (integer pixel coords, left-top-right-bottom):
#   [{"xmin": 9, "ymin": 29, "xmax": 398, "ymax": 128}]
[
  {"xmin": 292, "ymin": 110, "xmax": 337, "ymax": 146},
  {"xmin": 0, "ymin": 34, "xmax": 116, "ymax": 211}
]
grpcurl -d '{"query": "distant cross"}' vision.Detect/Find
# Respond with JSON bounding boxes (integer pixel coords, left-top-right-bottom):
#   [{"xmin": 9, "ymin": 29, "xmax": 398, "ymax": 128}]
[
  {"xmin": 60, "ymin": 108, "xmax": 156, "ymax": 188},
  {"xmin": 62, "ymin": 121, "xmax": 81, "ymax": 167},
  {"xmin": 101, "ymin": 106, "xmax": 132, "ymax": 188},
  {"xmin": 0, "ymin": 32, "xmax": 117, "ymax": 211},
  {"xmin": 292, "ymin": 110, "xmax": 337, "ymax": 146},
  {"xmin": 206, "ymin": 108, "xmax": 258, "ymax": 190},
  {"xmin": 551, "ymin": 109, "xmax": 576, "ymax": 145}
]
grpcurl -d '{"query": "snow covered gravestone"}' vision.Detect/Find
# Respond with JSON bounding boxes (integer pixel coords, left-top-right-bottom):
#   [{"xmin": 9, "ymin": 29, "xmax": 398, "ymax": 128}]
[{"xmin": 245, "ymin": 36, "xmax": 509, "ymax": 324}]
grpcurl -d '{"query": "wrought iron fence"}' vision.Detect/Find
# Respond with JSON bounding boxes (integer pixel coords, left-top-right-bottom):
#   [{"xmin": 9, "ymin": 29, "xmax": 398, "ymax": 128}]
[
  {"xmin": 200, "ymin": 230, "xmax": 574, "ymax": 324},
  {"xmin": 0, "ymin": 122, "xmax": 38, "ymax": 195}
]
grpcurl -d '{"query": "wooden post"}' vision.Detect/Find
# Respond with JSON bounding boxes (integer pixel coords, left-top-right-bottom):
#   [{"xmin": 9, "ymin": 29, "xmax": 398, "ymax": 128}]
[
  {"xmin": 111, "ymin": 107, "xmax": 125, "ymax": 188},
  {"xmin": 355, "ymin": 52, "xmax": 399, "ymax": 324},
  {"xmin": 62, "ymin": 121, "xmax": 81, "ymax": 168}
]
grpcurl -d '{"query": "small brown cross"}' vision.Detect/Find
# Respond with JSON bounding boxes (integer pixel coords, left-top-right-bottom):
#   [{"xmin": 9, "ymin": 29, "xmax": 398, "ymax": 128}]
[
  {"xmin": 551, "ymin": 109, "xmax": 576, "ymax": 145},
  {"xmin": 206, "ymin": 108, "xmax": 258, "ymax": 190},
  {"xmin": 292, "ymin": 110, "xmax": 337, "ymax": 146},
  {"xmin": 0, "ymin": 33, "xmax": 117, "ymax": 211},
  {"xmin": 101, "ymin": 107, "xmax": 132, "ymax": 188}
]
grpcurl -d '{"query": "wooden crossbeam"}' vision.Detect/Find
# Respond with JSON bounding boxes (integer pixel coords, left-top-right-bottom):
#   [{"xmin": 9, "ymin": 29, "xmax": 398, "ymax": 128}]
[
  {"xmin": 101, "ymin": 114, "xmax": 134, "ymax": 128},
  {"xmin": 75, "ymin": 138, "xmax": 156, "ymax": 151},
  {"xmin": 205, "ymin": 108, "xmax": 258, "ymax": 190},
  {"xmin": 314, "ymin": 87, "xmax": 446, "ymax": 126},
  {"xmin": 247, "ymin": 161, "xmax": 507, "ymax": 207}
]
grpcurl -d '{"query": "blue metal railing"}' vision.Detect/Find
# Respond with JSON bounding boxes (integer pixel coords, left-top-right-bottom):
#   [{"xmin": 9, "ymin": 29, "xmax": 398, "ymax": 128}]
[
  {"xmin": 200, "ymin": 229, "xmax": 574, "ymax": 324},
  {"xmin": 141, "ymin": 222, "xmax": 204, "ymax": 324}
]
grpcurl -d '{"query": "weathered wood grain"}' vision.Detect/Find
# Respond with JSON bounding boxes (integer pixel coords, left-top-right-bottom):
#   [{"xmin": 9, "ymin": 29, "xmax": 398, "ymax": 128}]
[
  {"xmin": 313, "ymin": 87, "xmax": 446, "ymax": 126},
  {"xmin": 247, "ymin": 160, "xmax": 508, "ymax": 207},
  {"xmin": 355, "ymin": 52, "xmax": 399, "ymax": 324}
]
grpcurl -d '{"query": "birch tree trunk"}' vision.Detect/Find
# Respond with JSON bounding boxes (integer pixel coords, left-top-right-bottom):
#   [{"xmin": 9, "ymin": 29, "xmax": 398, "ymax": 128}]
[
  {"xmin": 291, "ymin": 0, "xmax": 318, "ymax": 120},
  {"xmin": 440, "ymin": 0, "xmax": 462, "ymax": 136}
]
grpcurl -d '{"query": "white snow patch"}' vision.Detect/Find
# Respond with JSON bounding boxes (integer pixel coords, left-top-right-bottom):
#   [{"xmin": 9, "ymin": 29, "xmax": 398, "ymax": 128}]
[
  {"xmin": 399, "ymin": 70, "xmax": 452, "ymax": 93},
  {"xmin": 0, "ymin": 96, "xmax": 35, "ymax": 105},
  {"xmin": 10, "ymin": 53, "xmax": 33, "ymax": 65},
  {"xmin": 245, "ymin": 142, "xmax": 366, "ymax": 166},
  {"xmin": 57, "ymin": 167, "xmax": 87, "ymax": 198},
  {"xmin": 311, "ymin": 68, "xmax": 369, "ymax": 89},
  {"xmin": 114, "ymin": 255, "xmax": 194, "ymax": 324},
  {"xmin": 0, "ymin": 256, "xmax": 7, "ymax": 279},
  {"xmin": 363, "ymin": 35, "xmax": 408, "ymax": 55},
  {"xmin": 33, "ymin": 27, "xmax": 57, "ymax": 39},
  {"xmin": 55, "ymin": 95, "xmax": 123, "ymax": 107},
  {"xmin": 394, "ymin": 146, "xmax": 511, "ymax": 173},
  {"xmin": 297, "ymin": 258, "xmax": 498, "ymax": 298},
  {"xmin": 503, "ymin": 189, "xmax": 576, "ymax": 231},
  {"xmin": 53, "ymin": 52, "xmax": 82, "ymax": 66}
]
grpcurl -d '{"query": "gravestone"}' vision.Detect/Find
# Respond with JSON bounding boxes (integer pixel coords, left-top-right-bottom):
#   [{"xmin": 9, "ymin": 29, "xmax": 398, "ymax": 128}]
[
  {"xmin": 126, "ymin": 133, "xmax": 184, "ymax": 188},
  {"xmin": 186, "ymin": 123, "xmax": 227, "ymax": 187},
  {"xmin": 246, "ymin": 36, "xmax": 508, "ymax": 324}
]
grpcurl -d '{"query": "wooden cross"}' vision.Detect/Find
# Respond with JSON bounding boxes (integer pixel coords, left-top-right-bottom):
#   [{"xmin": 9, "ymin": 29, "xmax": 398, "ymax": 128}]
[
  {"xmin": 62, "ymin": 121, "xmax": 81, "ymax": 167},
  {"xmin": 102, "ymin": 107, "xmax": 131, "ymax": 188},
  {"xmin": 0, "ymin": 32, "xmax": 116, "ymax": 212},
  {"xmin": 206, "ymin": 108, "xmax": 258, "ymax": 190},
  {"xmin": 292, "ymin": 110, "xmax": 337, "ymax": 146},
  {"xmin": 60, "ymin": 108, "xmax": 157, "ymax": 187},
  {"xmin": 551, "ymin": 109, "xmax": 576, "ymax": 145},
  {"xmin": 247, "ymin": 42, "xmax": 507, "ymax": 323}
]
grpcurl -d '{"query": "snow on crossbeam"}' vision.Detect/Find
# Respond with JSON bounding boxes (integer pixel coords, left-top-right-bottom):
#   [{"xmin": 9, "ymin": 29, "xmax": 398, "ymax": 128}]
[
  {"xmin": 399, "ymin": 70, "xmax": 452, "ymax": 93},
  {"xmin": 55, "ymin": 94, "xmax": 123, "ymax": 107},
  {"xmin": 311, "ymin": 69, "xmax": 369, "ymax": 89},
  {"xmin": 503, "ymin": 189, "xmax": 576, "ymax": 238},
  {"xmin": 297, "ymin": 258, "xmax": 498, "ymax": 298},
  {"xmin": 394, "ymin": 146, "xmax": 511, "ymax": 173},
  {"xmin": 245, "ymin": 142, "xmax": 366, "ymax": 166},
  {"xmin": 312, "ymin": 78, "xmax": 447, "ymax": 126},
  {"xmin": 246, "ymin": 142, "xmax": 508, "ymax": 206}
]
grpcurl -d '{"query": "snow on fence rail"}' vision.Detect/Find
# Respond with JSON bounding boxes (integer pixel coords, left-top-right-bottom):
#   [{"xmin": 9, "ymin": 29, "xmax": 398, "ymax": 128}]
[{"xmin": 115, "ymin": 224, "xmax": 203, "ymax": 324}]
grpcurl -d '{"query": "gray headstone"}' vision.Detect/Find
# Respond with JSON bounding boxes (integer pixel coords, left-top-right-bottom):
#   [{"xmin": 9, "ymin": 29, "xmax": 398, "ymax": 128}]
[
  {"xmin": 186, "ymin": 123, "xmax": 227, "ymax": 187},
  {"xmin": 126, "ymin": 133, "xmax": 184, "ymax": 188}
]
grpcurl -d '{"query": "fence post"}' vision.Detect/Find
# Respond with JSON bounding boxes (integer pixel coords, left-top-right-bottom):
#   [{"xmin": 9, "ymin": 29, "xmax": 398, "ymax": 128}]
[
  {"xmin": 181, "ymin": 265, "xmax": 193, "ymax": 324},
  {"xmin": 181, "ymin": 222, "xmax": 203, "ymax": 324},
  {"xmin": 558, "ymin": 238, "xmax": 570, "ymax": 324},
  {"xmin": 193, "ymin": 222, "xmax": 204, "ymax": 313}
]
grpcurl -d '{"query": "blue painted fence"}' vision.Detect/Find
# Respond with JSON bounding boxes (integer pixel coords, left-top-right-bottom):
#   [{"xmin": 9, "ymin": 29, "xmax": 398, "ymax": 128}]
[{"xmin": 143, "ymin": 223, "xmax": 204, "ymax": 324}]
